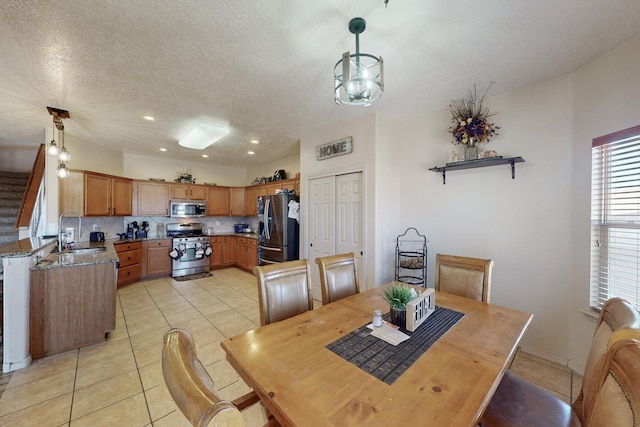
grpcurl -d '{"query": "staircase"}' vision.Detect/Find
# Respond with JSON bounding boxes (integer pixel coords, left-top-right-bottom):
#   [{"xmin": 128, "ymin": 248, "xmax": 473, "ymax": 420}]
[{"xmin": 0, "ymin": 171, "xmax": 29, "ymax": 246}]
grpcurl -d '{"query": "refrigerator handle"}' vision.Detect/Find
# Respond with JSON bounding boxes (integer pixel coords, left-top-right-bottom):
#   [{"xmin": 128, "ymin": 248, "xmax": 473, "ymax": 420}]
[{"xmin": 264, "ymin": 198, "xmax": 271, "ymax": 240}]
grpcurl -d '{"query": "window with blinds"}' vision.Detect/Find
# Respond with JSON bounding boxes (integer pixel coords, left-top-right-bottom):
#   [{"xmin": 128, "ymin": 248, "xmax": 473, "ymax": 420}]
[{"xmin": 590, "ymin": 125, "xmax": 640, "ymax": 311}]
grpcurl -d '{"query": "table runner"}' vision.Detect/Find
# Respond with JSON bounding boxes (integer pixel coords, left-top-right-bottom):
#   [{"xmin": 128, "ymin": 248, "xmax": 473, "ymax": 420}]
[{"xmin": 326, "ymin": 306, "xmax": 464, "ymax": 384}]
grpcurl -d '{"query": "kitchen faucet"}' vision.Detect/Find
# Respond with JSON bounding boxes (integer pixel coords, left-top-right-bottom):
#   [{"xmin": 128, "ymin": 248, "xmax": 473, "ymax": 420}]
[{"xmin": 58, "ymin": 211, "xmax": 82, "ymax": 252}]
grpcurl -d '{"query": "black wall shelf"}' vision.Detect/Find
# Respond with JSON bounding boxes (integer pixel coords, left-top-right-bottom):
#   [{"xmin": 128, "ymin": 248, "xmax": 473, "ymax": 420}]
[{"xmin": 429, "ymin": 156, "xmax": 525, "ymax": 184}]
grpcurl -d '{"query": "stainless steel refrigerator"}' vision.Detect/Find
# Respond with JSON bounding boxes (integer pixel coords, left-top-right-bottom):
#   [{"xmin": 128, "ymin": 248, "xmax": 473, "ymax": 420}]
[{"xmin": 257, "ymin": 194, "xmax": 299, "ymax": 265}]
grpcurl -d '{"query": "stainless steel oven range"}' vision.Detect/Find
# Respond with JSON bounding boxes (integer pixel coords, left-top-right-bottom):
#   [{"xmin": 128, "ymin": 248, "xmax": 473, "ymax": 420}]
[{"xmin": 167, "ymin": 223, "xmax": 212, "ymax": 278}]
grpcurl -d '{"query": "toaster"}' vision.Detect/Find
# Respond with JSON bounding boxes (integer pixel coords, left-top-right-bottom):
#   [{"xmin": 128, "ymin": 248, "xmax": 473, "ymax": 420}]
[{"xmin": 89, "ymin": 231, "xmax": 105, "ymax": 242}]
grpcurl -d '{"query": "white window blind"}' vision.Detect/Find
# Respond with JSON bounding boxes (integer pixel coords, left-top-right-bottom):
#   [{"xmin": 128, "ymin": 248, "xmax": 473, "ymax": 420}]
[{"xmin": 591, "ymin": 125, "xmax": 640, "ymax": 311}]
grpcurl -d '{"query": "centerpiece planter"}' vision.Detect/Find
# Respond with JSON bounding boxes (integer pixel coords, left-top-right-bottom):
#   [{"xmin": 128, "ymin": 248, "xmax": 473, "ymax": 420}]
[
  {"xmin": 389, "ymin": 307, "xmax": 407, "ymax": 328},
  {"xmin": 382, "ymin": 283, "xmax": 417, "ymax": 328}
]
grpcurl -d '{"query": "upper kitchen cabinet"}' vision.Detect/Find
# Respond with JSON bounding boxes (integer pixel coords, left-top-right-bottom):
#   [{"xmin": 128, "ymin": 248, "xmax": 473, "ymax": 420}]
[
  {"xmin": 229, "ymin": 187, "xmax": 245, "ymax": 216},
  {"xmin": 60, "ymin": 171, "xmax": 132, "ymax": 216},
  {"xmin": 170, "ymin": 183, "xmax": 206, "ymax": 200},
  {"xmin": 133, "ymin": 181, "xmax": 170, "ymax": 216},
  {"xmin": 207, "ymin": 186, "xmax": 230, "ymax": 216},
  {"xmin": 244, "ymin": 187, "xmax": 257, "ymax": 216}
]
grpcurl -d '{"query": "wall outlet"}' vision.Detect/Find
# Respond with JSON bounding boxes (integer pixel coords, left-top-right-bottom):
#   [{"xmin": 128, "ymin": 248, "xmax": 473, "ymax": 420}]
[{"xmin": 92, "ymin": 224, "xmax": 98, "ymax": 231}]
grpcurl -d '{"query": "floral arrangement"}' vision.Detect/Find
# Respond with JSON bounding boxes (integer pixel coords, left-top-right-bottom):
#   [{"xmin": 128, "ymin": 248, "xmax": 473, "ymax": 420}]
[
  {"xmin": 382, "ymin": 283, "xmax": 418, "ymax": 310},
  {"xmin": 175, "ymin": 168, "xmax": 195, "ymax": 183},
  {"xmin": 449, "ymin": 83, "xmax": 500, "ymax": 146}
]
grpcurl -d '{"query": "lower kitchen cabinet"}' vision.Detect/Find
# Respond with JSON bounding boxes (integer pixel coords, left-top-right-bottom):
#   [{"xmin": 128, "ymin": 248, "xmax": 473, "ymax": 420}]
[
  {"xmin": 115, "ymin": 241, "xmax": 142, "ymax": 286},
  {"xmin": 223, "ymin": 236, "xmax": 237, "ymax": 264},
  {"xmin": 209, "ymin": 236, "xmax": 224, "ymax": 268},
  {"xmin": 142, "ymin": 239, "xmax": 171, "ymax": 278},
  {"xmin": 30, "ymin": 262, "xmax": 117, "ymax": 359},
  {"xmin": 236, "ymin": 237, "xmax": 257, "ymax": 272}
]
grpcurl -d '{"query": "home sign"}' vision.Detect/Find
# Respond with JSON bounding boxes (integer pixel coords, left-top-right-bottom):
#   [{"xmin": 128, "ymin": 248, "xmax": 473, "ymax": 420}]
[
  {"xmin": 406, "ymin": 288, "xmax": 435, "ymax": 332},
  {"xmin": 316, "ymin": 136, "xmax": 352, "ymax": 160}
]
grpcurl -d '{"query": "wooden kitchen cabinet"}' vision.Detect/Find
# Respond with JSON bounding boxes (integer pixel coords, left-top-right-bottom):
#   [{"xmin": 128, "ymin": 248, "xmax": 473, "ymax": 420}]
[
  {"xmin": 255, "ymin": 185, "xmax": 268, "ymax": 199},
  {"xmin": 244, "ymin": 187, "xmax": 257, "ymax": 216},
  {"xmin": 209, "ymin": 236, "xmax": 224, "ymax": 268},
  {"xmin": 142, "ymin": 239, "xmax": 172, "ymax": 278},
  {"xmin": 171, "ymin": 183, "xmax": 206, "ymax": 200},
  {"xmin": 30, "ymin": 262, "xmax": 117, "ymax": 359},
  {"xmin": 266, "ymin": 182, "xmax": 283, "ymax": 196},
  {"xmin": 115, "ymin": 241, "xmax": 142, "ymax": 286},
  {"xmin": 235, "ymin": 237, "xmax": 257, "ymax": 272},
  {"xmin": 229, "ymin": 187, "xmax": 245, "ymax": 216},
  {"xmin": 223, "ymin": 236, "xmax": 237, "ymax": 264},
  {"xmin": 60, "ymin": 171, "xmax": 132, "ymax": 216},
  {"xmin": 207, "ymin": 186, "xmax": 230, "ymax": 216},
  {"xmin": 134, "ymin": 181, "xmax": 169, "ymax": 216}
]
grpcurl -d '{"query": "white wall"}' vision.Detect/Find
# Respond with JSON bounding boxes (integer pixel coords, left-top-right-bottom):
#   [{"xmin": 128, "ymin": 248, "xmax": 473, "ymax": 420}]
[
  {"xmin": 63, "ymin": 135, "xmax": 124, "ymax": 176},
  {"xmin": 394, "ymin": 76, "xmax": 574, "ymax": 363},
  {"xmin": 0, "ymin": 145, "xmax": 39, "ymax": 172},
  {"xmin": 122, "ymin": 153, "xmax": 246, "ymax": 186},
  {"xmin": 300, "ymin": 114, "xmax": 377, "ymax": 289},
  {"xmin": 568, "ymin": 32, "xmax": 640, "ymax": 372}
]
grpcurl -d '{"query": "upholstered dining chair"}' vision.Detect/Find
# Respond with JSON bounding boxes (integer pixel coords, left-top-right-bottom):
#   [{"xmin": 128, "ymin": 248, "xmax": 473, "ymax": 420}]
[
  {"xmin": 162, "ymin": 328, "xmax": 278, "ymax": 427},
  {"xmin": 315, "ymin": 252, "xmax": 359, "ymax": 305},
  {"xmin": 480, "ymin": 298, "xmax": 640, "ymax": 427},
  {"xmin": 254, "ymin": 259, "xmax": 314, "ymax": 326},
  {"xmin": 434, "ymin": 253, "xmax": 494, "ymax": 303}
]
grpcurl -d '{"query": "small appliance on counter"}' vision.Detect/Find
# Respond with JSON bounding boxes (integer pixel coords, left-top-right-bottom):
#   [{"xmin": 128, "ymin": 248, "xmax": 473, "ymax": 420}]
[
  {"xmin": 138, "ymin": 221, "xmax": 149, "ymax": 238},
  {"xmin": 89, "ymin": 231, "xmax": 105, "ymax": 242},
  {"xmin": 234, "ymin": 224, "xmax": 252, "ymax": 233}
]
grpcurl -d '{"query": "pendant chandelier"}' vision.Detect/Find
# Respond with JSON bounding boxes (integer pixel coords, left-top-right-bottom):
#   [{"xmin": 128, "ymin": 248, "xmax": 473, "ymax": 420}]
[
  {"xmin": 46, "ymin": 106, "xmax": 71, "ymax": 179},
  {"xmin": 334, "ymin": 17, "xmax": 384, "ymax": 107}
]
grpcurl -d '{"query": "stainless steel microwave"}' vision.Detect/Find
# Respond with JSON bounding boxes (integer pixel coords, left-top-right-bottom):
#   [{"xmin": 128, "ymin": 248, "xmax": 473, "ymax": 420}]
[{"xmin": 170, "ymin": 199, "xmax": 207, "ymax": 218}]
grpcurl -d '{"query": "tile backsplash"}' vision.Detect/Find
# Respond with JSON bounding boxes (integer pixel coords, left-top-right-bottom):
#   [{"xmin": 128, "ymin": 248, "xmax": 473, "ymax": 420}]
[{"xmin": 62, "ymin": 216, "xmax": 258, "ymax": 242}]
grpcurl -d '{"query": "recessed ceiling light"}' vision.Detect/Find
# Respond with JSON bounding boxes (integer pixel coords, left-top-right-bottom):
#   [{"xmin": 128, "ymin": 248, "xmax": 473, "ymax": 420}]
[
  {"xmin": 202, "ymin": 154, "xmax": 209, "ymax": 158},
  {"xmin": 247, "ymin": 151, "xmax": 255, "ymax": 155},
  {"xmin": 251, "ymin": 140, "xmax": 259, "ymax": 144},
  {"xmin": 143, "ymin": 116, "xmax": 155, "ymax": 121},
  {"xmin": 159, "ymin": 148, "xmax": 167, "ymax": 152}
]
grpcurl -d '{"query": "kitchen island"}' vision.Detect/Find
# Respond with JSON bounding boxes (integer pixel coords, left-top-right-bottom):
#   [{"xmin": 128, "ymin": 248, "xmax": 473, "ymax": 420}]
[{"xmin": 29, "ymin": 242, "xmax": 119, "ymax": 359}]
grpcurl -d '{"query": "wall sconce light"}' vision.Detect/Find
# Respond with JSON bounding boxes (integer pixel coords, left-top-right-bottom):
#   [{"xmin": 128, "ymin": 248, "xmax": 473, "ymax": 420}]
[
  {"xmin": 179, "ymin": 123, "xmax": 229, "ymax": 149},
  {"xmin": 334, "ymin": 17, "xmax": 384, "ymax": 107}
]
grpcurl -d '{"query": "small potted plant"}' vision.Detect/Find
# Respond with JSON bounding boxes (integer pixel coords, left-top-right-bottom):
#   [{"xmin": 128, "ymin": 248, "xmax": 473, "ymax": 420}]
[
  {"xmin": 175, "ymin": 168, "xmax": 195, "ymax": 183},
  {"xmin": 382, "ymin": 283, "xmax": 418, "ymax": 327}
]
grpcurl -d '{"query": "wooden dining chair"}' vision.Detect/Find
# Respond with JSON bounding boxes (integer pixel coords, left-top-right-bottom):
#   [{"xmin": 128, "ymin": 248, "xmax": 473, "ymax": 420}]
[
  {"xmin": 254, "ymin": 259, "xmax": 313, "ymax": 326},
  {"xmin": 480, "ymin": 298, "xmax": 640, "ymax": 427},
  {"xmin": 315, "ymin": 252, "xmax": 359, "ymax": 305},
  {"xmin": 434, "ymin": 253, "xmax": 494, "ymax": 303},
  {"xmin": 162, "ymin": 328, "xmax": 278, "ymax": 427}
]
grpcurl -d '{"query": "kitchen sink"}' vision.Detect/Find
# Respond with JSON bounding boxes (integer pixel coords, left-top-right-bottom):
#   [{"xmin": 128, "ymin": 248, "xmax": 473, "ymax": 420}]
[{"xmin": 61, "ymin": 247, "xmax": 107, "ymax": 255}]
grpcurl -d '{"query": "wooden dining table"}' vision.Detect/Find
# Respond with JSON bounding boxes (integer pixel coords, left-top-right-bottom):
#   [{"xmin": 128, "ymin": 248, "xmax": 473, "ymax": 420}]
[{"xmin": 221, "ymin": 282, "xmax": 533, "ymax": 427}]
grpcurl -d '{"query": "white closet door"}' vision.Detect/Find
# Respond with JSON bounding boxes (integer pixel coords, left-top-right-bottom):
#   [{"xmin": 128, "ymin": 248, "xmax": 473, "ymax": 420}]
[
  {"xmin": 309, "ymin": 176, "xmax": 335, "ymax": 300},
  {"xmin": 335, "ymin": 172, "xmax": 364, "ymax": 284},
  {"xmin": 308, "ymin": 172, "xmax": 364, "ymax": 301}
]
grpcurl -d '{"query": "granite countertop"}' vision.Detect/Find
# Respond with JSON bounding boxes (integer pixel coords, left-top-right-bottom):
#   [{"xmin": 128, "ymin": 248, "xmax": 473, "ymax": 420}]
[
  {"xmin": 31, "ymin": 241, "xmax": 119, "ymax": 270},
  {"xmin": 0, "ymin": 236, "xmax": 57, "ymax": 258},
  {"xmin": 3, "ymin": 231, "xmax": 258, "ymax": 270}
]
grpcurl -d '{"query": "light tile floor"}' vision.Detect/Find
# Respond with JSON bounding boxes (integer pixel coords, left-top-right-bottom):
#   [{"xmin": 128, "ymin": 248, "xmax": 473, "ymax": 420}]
[{"xmin": 0, "ymin": 268, "xmax": 582, "ymax": 426}]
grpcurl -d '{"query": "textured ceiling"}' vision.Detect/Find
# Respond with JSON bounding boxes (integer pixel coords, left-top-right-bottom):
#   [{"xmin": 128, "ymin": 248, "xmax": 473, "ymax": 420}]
[{"xmin": 1, "ymin": 0, "xmax": 640, "ymax": 168}]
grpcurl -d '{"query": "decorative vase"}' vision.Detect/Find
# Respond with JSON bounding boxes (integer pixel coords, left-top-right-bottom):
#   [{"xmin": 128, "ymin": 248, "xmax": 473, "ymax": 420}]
[
  {"xmin": 465, "ymin": 138, "xmax": 479, "ymax": 161},
  {"xmin": 389, "ymin": 307, "xmax": 406, "ymax": 328}
]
